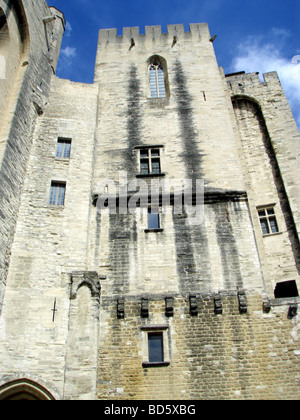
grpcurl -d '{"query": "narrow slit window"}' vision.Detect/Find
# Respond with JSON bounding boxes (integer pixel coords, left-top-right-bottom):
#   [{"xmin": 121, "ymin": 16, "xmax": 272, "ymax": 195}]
[{"xmin": 49, "ymin": 182, "xmax": 66, "ymax": 206}]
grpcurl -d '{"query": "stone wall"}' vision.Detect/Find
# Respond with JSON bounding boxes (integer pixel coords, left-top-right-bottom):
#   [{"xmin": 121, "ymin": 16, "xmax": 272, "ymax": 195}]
[
  {"xmin": 98, "ymin": 293, "xmax": 300, "ymax": 400},
  {"xmin": 226, "ymin": 71, "xmax": 300, "ymax": 297},
  {"xmin": 0, "ymin": 17, "xmax": 299, "ymax": 400},
  {"xmin": 0, "ymin": 0, "xmax": 65, "ymax": 312}
]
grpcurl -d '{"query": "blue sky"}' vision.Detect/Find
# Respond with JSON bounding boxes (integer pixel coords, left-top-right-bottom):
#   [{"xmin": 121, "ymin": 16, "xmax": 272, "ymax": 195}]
[{"xmin": 53, "ymin": 0, "xmax": 300, "ymax": 128}]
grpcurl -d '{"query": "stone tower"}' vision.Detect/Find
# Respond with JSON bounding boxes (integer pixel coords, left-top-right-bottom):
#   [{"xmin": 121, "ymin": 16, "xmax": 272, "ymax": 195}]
[{"xmin": 0, "ymin": 1, "xmax": 300, "ymax": 400}]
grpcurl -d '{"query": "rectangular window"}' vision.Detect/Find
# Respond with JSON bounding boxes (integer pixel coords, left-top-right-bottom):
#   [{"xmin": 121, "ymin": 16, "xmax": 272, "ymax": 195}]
[
  {"xmin": 56, "ymin": 138, "xmax": 71, "ymax": 159},
  {"xmin": 274, "ymin": 280, "xmax": 299, "ymax": 299},
  {"xmin": 148, "ymin": 333, "xmax": 164, "ymax": 363},
  {"xmin": 258, "ymin": 206, "xmax": 279, "ymax": 235},
  {"xmin": 149, "ymin": 64, "xmax": 166, "ymax": 98},
  {"xmin": 141, "ymin": 325, "xmax": 170, "ymax": 367},
  {"xmin": 49, "ymin": 182, "xmax": 66, "ymax": 206},
  {"xmin": 148, "ymin": 209, "xmax": 160, "ymax": 230},
  {"xmin": 139, "ymin": 148, "xmax": 161, "ymax": 175}
]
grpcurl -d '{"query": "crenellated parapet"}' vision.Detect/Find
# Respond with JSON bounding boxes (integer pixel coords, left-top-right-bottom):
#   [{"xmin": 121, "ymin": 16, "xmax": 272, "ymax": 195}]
[{"xmin": 98, "ymin": 23, "xmax": 212, "ymax": 46}]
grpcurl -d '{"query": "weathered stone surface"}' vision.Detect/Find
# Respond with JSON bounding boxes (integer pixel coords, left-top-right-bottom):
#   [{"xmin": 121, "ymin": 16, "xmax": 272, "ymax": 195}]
[{"xmin": 0, "ymin": 8, "xmax": 299, "ymax": 400}]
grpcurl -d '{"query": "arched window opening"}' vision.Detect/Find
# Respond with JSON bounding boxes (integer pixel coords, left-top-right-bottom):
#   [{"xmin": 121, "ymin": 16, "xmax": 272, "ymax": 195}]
[
  {"xmin": 0, "ymin": 379, "xmax": 56, "ymax": 400},
  {"xmin": 148, "ymin": 55, "xmax": 169, "ymax": 98}
]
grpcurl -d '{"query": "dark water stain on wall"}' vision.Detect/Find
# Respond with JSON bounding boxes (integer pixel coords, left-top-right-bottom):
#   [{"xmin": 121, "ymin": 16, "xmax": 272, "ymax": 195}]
[
  {"xmin": 108, "ymin": 213, "xmax": 138, "ymax": 295},
  {"xmin": 214, "ymin": 203, "xmax": 243, "ymax": 290},
  {"xmin": 172, "ymin": 208, "xmax": 212, "ymax": 294},
  {"xmin": 123, "ymin": 65, "xmax": 143, "ymax": 178},
  {"xmin": 173, "ymin": 59, "xmax": 204, "ymax": 181}
]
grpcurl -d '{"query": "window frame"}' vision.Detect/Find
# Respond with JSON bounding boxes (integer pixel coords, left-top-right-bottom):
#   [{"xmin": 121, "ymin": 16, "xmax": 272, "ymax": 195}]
[
  {"xmin": 141, "ymin": 325, "xmax": 170, "ymax": 367},
  {"xmin": 56, "ymin": 138, "xmax": 72, "ymax": 159},
  {"xmin": 257, "ymin": 205, "xmax": 280, "ymax": 236},
  {"xmin": 149, "ymin": 63, "xmax": 166, "ymax": 98},
  {"xmin": 145, "ymin": 207, "xmax": 163, "ymax": 233},
  {"xmin": 49, "ymin": 181, "xmax": 66, "ymax": 206},
  {"xmin": 135, "ymin": 145, "xmax": 165, "ymax": 178},
  {"xmin": 147, "ymin": 55, "xmax": 169, "ymax": 99}
]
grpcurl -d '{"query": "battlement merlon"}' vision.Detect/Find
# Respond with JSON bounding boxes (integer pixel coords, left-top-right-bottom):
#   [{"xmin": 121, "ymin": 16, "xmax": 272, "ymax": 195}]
[
  {"xmin": 225, "ymin": 70, "xmax": 283, "ymax": 87},
  {"xmin": 98, "ymin": 23, "xmax": 211, "ymax": 44}
]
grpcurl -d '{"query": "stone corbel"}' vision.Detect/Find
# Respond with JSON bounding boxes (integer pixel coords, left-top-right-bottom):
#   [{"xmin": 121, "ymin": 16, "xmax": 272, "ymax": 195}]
[
  {"xmin": 117, "ymin": 298, "xmax": 125, "ymax": 319},
  {"xmin": 214, "ymin": 294, "xmax": 223, "ymax": 315},
  {"xmin": 165, "ymin": 297, "xmax": 174, "ymax": 317},
  {"xmin": 288, "ymin": 304, "xmax": 298, "ymax": 319},
  {"xmin": 238, "ymin": 289, "xmax": 247, "ymax": 314},
  {"xmin": 141, "ymin": 298, "xmax": 149, "ymax": 318},
  {"xmin": 189, "ymin": 295, "xmax": 198, "ymax": 316}
]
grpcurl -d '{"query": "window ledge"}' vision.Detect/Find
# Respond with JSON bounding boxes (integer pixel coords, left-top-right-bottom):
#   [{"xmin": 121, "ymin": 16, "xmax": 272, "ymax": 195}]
[
  {"xmin": 262, "ymin": 231, "xmax": 282, "ymax": 237},
  {"xmin": 48, "ymin": 205, "xmax": 65, "ymax": 208},
  {"xmin": 54, "ymin": 157, "xmax": 70, "ymax": 162},
  {"xmin": 142, "ymin": 361, "xmax": 170, "ymax": 368},
  {"xmin": 136, "ymin": 173, "xmax": 166, "ymax": 178},
  {"xmin": 144, "ymin": 228, "xmax": 164, "ymax": 233},
  {"xmin": 270, "ymin": 297, "xmax": 300, "ymax": 306}
]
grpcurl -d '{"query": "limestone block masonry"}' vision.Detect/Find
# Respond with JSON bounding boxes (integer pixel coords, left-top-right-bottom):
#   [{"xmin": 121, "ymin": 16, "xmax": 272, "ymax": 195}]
[{"xmin": 0, "ymin": 2, "xmax": 300, "ymax": 400}]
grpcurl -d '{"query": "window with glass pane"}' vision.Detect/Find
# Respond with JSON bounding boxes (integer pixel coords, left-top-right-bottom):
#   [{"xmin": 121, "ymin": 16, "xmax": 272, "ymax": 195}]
[
  {"xmin": 151, "ymin": 159, "xmax": 161, "ymax": 174},
  {"xmin": 148, "ymin": 209, "xmax": 160, "ymax": 229},
  {"xmin": 56, "ymin": 139, "xmax": 71, "ymax": 158},
  {"xmin": 258, "ymin": 206, "xmax": 279, "ymax": 235},
  {"xmin": 260, "ymin": 218, "xmax": 270, "ymax": 235},
  {"xmin": 148, "ymin": 333, "xmax": 164, "ymax": 363},
  {"xmin": 139, "ymin": 148, "xmax": 161, "ymax": 175},
  {"xmin": 269, "ymin": 217, "xmax": 278, "ymax": 233},
  {"xmin": 149, "ymin": 64, "xmax": 166, "ymax": 98},
  {"xmin": 49, "ymin": 182, "xmax": 66, "ymax": 206},
  {"xmin": 140, "ymin": 159, "xmax": 150, "ymax": 174}
]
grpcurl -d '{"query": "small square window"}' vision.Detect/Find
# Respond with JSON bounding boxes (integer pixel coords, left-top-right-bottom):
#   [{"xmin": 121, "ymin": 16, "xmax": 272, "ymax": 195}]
[
  {"xmin": 257, "ymin": 206, "xmax": 279, "ymax": 235},
  {"xmin": 49, "ymin": 182, "xmax": 66, "ymax": 206},
  {"xmin": 56, "ymin": 138, "xmax": 71, "ymax": 159},
  {"xmin": 140, "ymin": 150, "xmax": 149, "ymax": 159},
  {"xmin": 274, "ymin": 280, "xmax": 299, "ymax": 298},
  {"xmin": 151, "ymin": 149, "xmax": 160, "ymax": 157},
  {"xmin": 138, "ymin": 147, "xmax": 162, "ymax": 176}
]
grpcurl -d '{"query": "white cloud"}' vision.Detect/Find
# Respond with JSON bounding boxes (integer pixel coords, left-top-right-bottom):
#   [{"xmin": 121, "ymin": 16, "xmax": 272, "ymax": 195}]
[
  {"xmin": 231, "ymin": 38, "xmax": 300, "ymax": 129},
  {"xmin": 60, "ymin": 46, "xmax": 77, "ymax": 59},
  {"xmin": 65, "ymin": 21, "xmax": 72, "ymax": 37}
]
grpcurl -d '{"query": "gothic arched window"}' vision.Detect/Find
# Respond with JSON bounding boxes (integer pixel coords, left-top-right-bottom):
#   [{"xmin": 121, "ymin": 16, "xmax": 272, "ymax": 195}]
[
  {"xmin": 149, "ymin": 63, "xmax": 165, "ymax": 98},
  {"xmin": 148, "ymin": 56, "xmax": 168, "ymax": 98}
]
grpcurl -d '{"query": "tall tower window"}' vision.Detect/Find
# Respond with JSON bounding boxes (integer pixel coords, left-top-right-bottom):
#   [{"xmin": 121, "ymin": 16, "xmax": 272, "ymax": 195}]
[
  {"xmin": 147, "ymin": 55, "xmax": 169, "ymax": 98},
  {"xmin": 149, "ymin": 64, "xmax": 166, "ymax": 98}
]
